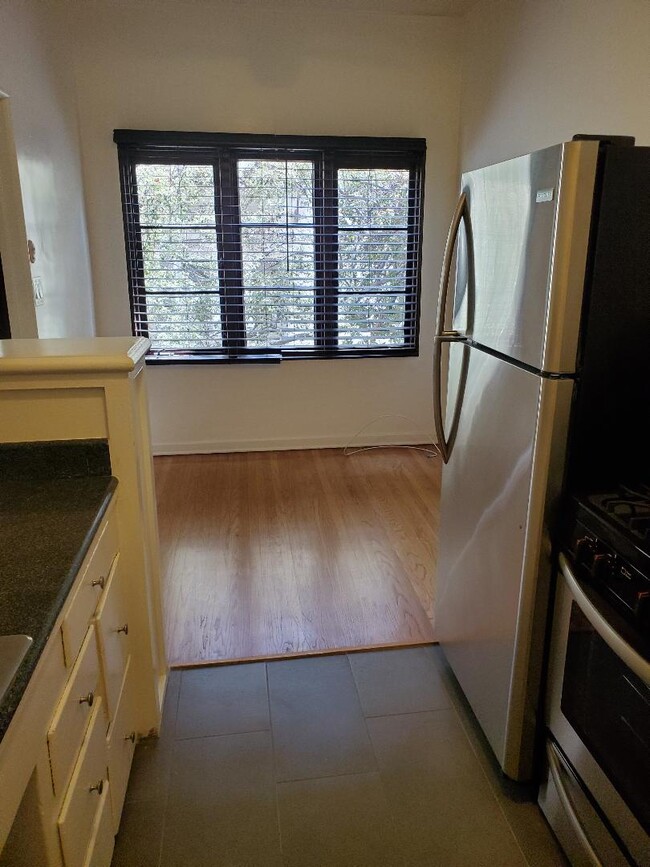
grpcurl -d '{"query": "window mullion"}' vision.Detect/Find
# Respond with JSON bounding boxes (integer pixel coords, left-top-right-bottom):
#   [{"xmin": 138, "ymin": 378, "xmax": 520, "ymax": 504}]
[{"xmin": 215, "ymin": 152, "xmax": 246, "ymax": 351}]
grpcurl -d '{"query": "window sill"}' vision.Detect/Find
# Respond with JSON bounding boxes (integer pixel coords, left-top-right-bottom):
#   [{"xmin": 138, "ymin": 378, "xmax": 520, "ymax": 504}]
[
  {"xmin": 146, "ymin": 351, "xmax": 282, "ymax": 365},
  {"xmin": 144, "ymin": 348, "xmax": 419, "ymax": 365}
]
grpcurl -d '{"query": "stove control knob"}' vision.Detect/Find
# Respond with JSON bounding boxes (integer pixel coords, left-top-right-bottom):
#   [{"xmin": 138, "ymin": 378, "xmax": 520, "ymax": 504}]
[
  {"xmin": 575, "ymin": 536, "xmax": 596, "ymax": 568},
  {"xmin": 592, "ymin": 553, "xmax": 615, "ymax": 582}
]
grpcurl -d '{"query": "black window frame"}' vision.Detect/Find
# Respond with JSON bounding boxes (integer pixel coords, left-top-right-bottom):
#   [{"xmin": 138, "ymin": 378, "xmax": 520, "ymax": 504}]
[{"xmin": 114, "ymin": 130, "xmax": 426, "ymax": 364}]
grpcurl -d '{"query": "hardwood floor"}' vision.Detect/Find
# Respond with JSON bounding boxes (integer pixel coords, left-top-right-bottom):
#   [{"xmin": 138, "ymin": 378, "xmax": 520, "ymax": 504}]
[{"xmin": 155, "ymin": 448, "xmax": 441, "ymax": 666}]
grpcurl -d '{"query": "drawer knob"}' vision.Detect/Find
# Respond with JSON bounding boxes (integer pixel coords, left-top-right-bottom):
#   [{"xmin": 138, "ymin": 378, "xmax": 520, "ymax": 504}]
[
  {"xmin": 79, "ymin": 691, "xmax": 95, "ymax": 707},
  {"xmin": 88, "ymin": 779, "xmax": 104, "ymax": 796},
  {"xmin": 116, "ymin": 623, "xmax": 129, "ymax": 636},
  {"xmin": 124, "ymin": 731, "xmax": 136, "ymax": 744},
  {"xmin": 91, "ymin": 576, "xmax": 105, "ymax": 589}
]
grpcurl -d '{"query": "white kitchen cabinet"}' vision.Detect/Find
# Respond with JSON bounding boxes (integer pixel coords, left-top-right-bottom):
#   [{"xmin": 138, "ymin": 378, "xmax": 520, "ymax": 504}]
[
  {"xmin": 106, "ymin": 657, "xmax": 137, "ymax": 832},
  {"xmin": 61, "ymin": 518, "xmax": 118, "ymax": 668},
  {"xmin": 94, "ymin": 558, "xmax": 130, "ymax": 723},
  {"xmin": 83, "ymin": 785, "xmax": 116, "ymax": 867},
  {"xmin": 0, "ymin": 504, "xmax": 120, "ymax": 867},
  {"xmin": 58, "ymin": 698, "xmax": 111, "ymax": 867},
  {"xmin": 0, "ymin": 337, "xmax": 168, "ymax": 862},
  {"xmin": 47, "ymin": 627, "xmax": 103, "ymax": 799}
]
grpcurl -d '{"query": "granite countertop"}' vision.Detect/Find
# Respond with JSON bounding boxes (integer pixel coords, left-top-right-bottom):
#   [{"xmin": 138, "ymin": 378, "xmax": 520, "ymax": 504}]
[{"xmin": 0, "ymin": 441, "xmax": 117, "ymax": 744}]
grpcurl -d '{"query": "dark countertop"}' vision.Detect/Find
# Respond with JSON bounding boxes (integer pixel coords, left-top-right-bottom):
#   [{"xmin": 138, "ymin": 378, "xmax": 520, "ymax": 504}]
[{"xmin": 0, "ymin": 474, "xmax": 117, "ymax": 743}]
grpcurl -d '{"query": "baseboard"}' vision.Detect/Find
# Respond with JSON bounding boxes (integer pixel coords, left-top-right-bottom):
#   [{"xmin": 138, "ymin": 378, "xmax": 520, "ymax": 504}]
[{"xmin": 152, "ymin": 431, "xmax": 435, "ymax": 456}]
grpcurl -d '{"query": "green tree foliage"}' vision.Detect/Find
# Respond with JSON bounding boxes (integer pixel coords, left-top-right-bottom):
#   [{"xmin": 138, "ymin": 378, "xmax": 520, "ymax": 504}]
[{"xmin": 135, "ymin": 161, "xmax": 410, "ymax": 351}]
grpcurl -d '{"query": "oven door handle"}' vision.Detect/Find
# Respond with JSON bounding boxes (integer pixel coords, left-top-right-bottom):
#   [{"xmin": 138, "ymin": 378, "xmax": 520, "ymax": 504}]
[
  {"xmin": 546, "ymin": 741, "xmax": 604, "ymax": 867},
  {"xmin": 559, "ymin": 553, "xmax": 650, "ymax": 685}
]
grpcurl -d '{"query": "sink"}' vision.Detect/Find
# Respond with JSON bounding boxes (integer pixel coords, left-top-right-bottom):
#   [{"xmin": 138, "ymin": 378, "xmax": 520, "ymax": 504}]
[{"xmin": 0, "ymin": 635, "xmax": 33, "ymax": 703}]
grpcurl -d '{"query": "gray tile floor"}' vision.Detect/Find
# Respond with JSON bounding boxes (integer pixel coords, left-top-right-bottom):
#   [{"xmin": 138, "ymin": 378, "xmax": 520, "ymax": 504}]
[{"xmin": 112, "ymin": 647, "xmax": 566, "ymax": 867}]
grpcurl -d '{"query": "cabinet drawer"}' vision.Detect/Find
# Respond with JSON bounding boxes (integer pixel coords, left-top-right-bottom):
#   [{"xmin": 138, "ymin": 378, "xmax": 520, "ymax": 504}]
[
  {"xmin": 48, "ymin": 627, "xmax": 103, "ymax": 798},
  {"xmin": 94, "ymin": 557, "xmax": 129, "ymax": 722},
  {"xmin": 62, "ymin": 516, "xmax": 118, "ymax": 666},
  {"xmin": 106, "ymin": 658, "xmax": 137, "ymax": 832},
  {"xmin": 58, "ymin": 697, "xmax": 108, "ymax": 867},
  {"xmin": 82, "ymin": 781, "xmax": 114, "ymax": 867}
]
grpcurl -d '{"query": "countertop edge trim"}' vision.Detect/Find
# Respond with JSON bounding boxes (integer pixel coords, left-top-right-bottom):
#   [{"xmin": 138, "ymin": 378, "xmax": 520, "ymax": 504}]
[{"xmin": 0, "ymin": 337, "xmax": 151, "ymax": 375}]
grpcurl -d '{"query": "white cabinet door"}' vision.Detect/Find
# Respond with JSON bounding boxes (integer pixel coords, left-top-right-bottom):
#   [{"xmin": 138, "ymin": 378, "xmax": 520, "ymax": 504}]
[
  {"xmin": 57, "ymin": 698, "xmax": 108, "ymax": 867},
  {"xmin": 61, "ymin": 517, "xmax": 117, "ymax": 666},
  {"xmin": 48, "ymin": 628, "xmax": 102, "ymax": 797},
  {"xmin": 82, "ymin": 781, "xmax": 115, "ymax": 867},
  {"xmin": 106, "ymin": 658, "xmax": 137, "ymax": 832},
  {"xmin": 94, "ymin": 558, "xmax": 129, "ymax": 721}
]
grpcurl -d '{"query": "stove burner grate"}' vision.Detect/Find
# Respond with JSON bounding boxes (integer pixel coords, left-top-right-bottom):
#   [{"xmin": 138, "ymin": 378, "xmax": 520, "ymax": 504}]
[{"xmin": 589, "ymin": 484, "xmax": 650, "ymax": 542}]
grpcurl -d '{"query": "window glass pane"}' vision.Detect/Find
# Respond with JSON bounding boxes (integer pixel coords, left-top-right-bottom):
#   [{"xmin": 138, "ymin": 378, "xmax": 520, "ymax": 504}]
[
  {"xmin": 141, "ymin": 228, "xmax": 219, "ymax": 292},
  {"xmin": 338, "ymin": 294, "xmax": 406, "ymax": 347},
  {"xmin": 238, "ymin": 160, "xmax": 314, "ymax": 225},
  {"xmin": 238, "ymin": 160, "xmax": 316, "ymax": 349},
  {"xmin": 119, "ymin": 142, "xmax": 423, "ymax": 359},
  {"xmin": 338, "ymin": 169, "xmax": 409, "ymax": 228},
  {"xmin": 136, "ymin": 165, "xmax": 221, "ymax": 351},
  {"xmin": 244, "ymin": 289, "xmax": 314, "ymax": 348},
  {"xmin": 338, "ymin": 230, "xmax": 408, "ymax": 292},
  {"xmin": 136, "ymin": 164, "xmax": 215, "ymax": 225},
  {"xmin": 241, "ymin": 226, "xmax": 314, "ymax": 289},
  {"xmin": 145, "ymin": 294, "xmax": 222, "ymax": 351}
]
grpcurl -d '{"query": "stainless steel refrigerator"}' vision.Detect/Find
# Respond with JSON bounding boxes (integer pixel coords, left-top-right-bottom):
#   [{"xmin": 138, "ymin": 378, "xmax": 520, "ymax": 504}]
[{"xmin": 432, "ymin": 136, "xmax": 641, "ymax": 782}]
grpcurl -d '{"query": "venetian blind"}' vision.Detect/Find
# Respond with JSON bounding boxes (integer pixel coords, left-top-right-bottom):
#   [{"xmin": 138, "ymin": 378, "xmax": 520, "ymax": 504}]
[{"xmin": 115, "ymin": 131, "xmax": 426, "ymax": 362}]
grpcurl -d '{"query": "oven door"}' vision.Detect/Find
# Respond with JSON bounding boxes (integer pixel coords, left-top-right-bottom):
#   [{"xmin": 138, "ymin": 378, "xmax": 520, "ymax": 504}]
[{"xmin": 542, "ymin": 553, "xmax": 650, "ymax": 866}]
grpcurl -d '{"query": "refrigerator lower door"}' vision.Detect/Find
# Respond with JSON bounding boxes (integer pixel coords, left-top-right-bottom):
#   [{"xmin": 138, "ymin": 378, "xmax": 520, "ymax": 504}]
[{"xmin": 435, "ymin": 343, "xmax": 573, "ymax": 780}]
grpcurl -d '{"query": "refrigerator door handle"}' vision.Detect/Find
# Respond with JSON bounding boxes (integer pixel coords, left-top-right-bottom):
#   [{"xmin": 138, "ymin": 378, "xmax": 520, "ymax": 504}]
[
  {"xmin": 435, "ymin": 191, "xmax": 468, "ymax": 341},
  {"xmin": 433, "ymin": 341, "xmax": 469, "ymax": 463},
  {"xmin": 433, "ymin": 338, "xmax": 451, "ymax": 460},
  {"xmin": 436, "ymin": 331, "xmax": 463, "ymax": 343},
  {"xmin": 434, "ymin": 192, "xmax": 470, "ymax": 463}
]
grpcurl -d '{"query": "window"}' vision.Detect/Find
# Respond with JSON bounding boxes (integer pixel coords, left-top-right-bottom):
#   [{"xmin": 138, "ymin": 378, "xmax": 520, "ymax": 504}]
[{"xmin": 115, "ymin": 131, "xmax": 426, "ymax": 362}]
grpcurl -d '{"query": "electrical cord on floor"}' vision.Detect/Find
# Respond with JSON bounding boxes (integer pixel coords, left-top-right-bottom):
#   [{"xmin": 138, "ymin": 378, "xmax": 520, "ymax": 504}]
[{"xmin": 343, "ymin": 414, "xmax": 440, "ymax": 458}]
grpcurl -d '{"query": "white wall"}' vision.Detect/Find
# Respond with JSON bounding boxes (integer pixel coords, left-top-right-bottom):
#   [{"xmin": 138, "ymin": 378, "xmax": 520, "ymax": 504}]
[
  {"xmin": 70, "ymin": 1, "xmax": 462, "ymax": 453},
  {"xmin": 0, "ymin": 0, "xmax": 95, "ymax": 337},
  {"xmin": 460, "ymin": 0, "xmax": 650, "ymax": 171}
]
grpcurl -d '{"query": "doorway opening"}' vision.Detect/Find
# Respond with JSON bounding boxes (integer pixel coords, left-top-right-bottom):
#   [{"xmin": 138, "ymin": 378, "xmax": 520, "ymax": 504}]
[
  {"xmin": 155, "ymin": 447, "xmax": 440, "ymax": 667},
  {"xmin": 0, "ymin": 92, "xmax": 37, "ymax": 338},
  {"xmin": 0, "ymin": 253, "xmax": 11, "ymax": 338}
]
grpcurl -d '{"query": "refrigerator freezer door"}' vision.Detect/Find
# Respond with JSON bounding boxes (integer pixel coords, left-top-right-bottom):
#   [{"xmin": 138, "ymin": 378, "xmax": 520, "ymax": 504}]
[
  {"xmin": 456, "ymin": 141, "xmax": 598, "ymax": 373},
  {"xmin": 435, "ymin": 344, "xmax": 573, "ymax": 780}
]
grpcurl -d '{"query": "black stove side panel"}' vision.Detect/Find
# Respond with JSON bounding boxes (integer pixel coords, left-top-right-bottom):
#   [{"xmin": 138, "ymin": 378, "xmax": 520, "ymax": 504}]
[{"xmin": 566, "ymin": 145, "xmax": 650, "ymax": 492}]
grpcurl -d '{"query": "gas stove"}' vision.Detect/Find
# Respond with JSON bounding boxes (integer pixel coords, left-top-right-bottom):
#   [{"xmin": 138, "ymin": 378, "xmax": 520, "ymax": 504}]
[
  {"xmin": 588, "ymin": 484, "xmax": 650, "ymax": 545},
  {"xmin": 566, "ymin": 484, "xmax": 650, "ymax": 638}
]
